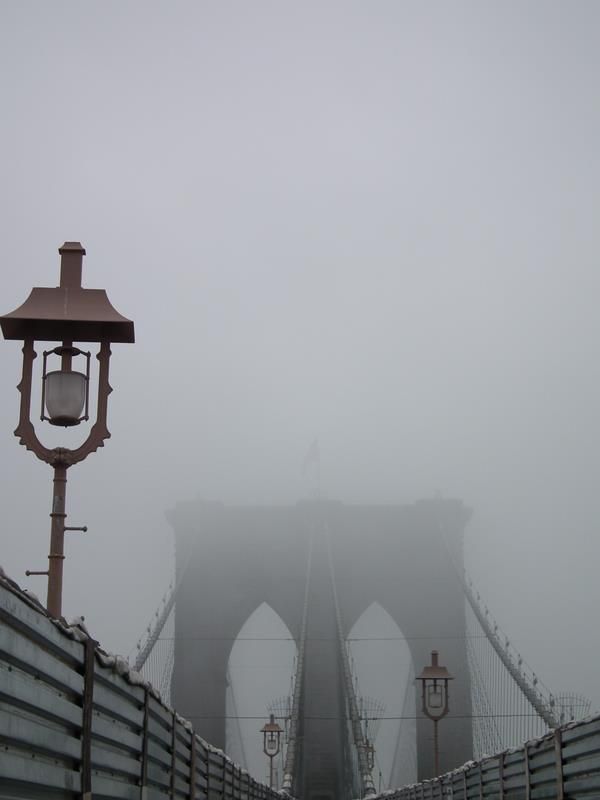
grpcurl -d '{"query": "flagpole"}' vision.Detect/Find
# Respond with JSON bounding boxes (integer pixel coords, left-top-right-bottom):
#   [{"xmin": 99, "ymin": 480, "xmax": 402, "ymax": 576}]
[
  {"xmin": 317, "ymin": 454, "xmax": 321, "ymax": 499},
  {"xmin": 302, "ymin": 439, "xmax": 321, "ymax": 500}
]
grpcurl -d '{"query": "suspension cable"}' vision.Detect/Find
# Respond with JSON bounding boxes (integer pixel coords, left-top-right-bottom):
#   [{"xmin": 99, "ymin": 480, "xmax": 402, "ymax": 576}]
[
  {"xmin": 133, "ymin": 561, "xmax": 187, "ymax": 673},
  {"xmin": 326, "ymin": 530, "xmax": 377, "ymax": 798},
  {"xmin": 462, "ymin": 578, "xmax": 559, "ymax": 729},
  {"xmin": 435, "ymin": 516, "xmax": 560, "ymax": 730},
  {"xmin": 281, "ymin": 531, "xmax": 313, "ymax": 794}
]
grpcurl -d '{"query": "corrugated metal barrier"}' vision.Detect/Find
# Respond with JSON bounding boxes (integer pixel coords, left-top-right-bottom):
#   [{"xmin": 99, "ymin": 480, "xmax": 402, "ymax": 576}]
[
  {"xmin": 0, "ymin": 575, "xmax": 289, "ymax": 800},
  {"xmin": 361, "ymin": 712, "xmax": 600, "ymax": 799}
]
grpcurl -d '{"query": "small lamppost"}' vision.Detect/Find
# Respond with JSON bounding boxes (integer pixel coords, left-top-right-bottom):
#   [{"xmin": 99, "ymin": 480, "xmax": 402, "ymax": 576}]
[
  {"xmin": 261, "ymin": 714, "xmax": 283, "ymax": 789},
  {"xmin": 416, "ymin": 650, "xmax": 454, "ymax": 777},
  {"xmin": 365, "ymin": 737, "xmax": 375, "ymax": 771},
  {"xmin": 363, "ymin": 715, "xmax": 375, "ymax": 771},
  {"xmin": 1, "ymin": 242, "xmax": 134, "ymax": 618}
]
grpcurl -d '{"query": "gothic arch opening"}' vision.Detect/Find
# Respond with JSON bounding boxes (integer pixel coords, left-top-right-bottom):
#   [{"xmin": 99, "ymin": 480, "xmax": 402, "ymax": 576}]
[
  {"xmin": 346, "ymin": 602, "xmax": 417, "ymax": 789},
  {"xmin": 226, "ymin": 602, "xmax": 297, "ymax": 785}
]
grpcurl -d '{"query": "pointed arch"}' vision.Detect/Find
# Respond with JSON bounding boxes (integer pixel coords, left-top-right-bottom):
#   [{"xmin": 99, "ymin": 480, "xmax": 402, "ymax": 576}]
[
  {"xmin": 226, "ymin": 602, "xmax": 297, "ymax": 783},
  {"xmin": 346, "ymin": 602, "xmax": 417, "ymax": 789}
]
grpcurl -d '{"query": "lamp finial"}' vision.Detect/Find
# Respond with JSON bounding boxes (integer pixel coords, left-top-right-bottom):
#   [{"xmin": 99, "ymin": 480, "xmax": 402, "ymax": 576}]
[{"xmin": 58, "ymin": 242, "xmax": 86, "ymax": 289}]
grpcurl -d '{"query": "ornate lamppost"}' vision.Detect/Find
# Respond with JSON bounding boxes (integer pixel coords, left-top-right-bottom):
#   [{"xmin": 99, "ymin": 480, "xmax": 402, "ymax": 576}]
[
  {"xmin": 1, "ymin": 242, "xmax": 134, "ymax": 618},
  {"xmin": 364, "ymin": 737, "xmax": 375, "ymax": 771},
  {"xmin": 363, "ymin": 715, "xmax": 376, "ymax": 771},
  {"xmin": 260, "ymin": 714, "xmax": 283, "ymax": 789},
  {"xmin": 416, "ymin": 650, "xmax": 454, "ymax": 777}
]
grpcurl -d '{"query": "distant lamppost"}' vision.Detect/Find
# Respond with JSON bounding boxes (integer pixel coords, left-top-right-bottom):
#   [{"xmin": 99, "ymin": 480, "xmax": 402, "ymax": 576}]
[
  {"xmin": 363, "ymin": 715, "xmax": 375, "ymax": 771},
  {"xmin": 416, "ymin": 650, "xmax": 454, "ymax": 777},
  {"xmin": 0, "ymin": 242, "xmax": 134, "ymax": 618},
  {"xmin": 364, "ymin": 737, "xmax": 375, "ymax": 771},
  {"xmin": 261, "ymin": 714, "xmax": 283, "ymax": 789}
]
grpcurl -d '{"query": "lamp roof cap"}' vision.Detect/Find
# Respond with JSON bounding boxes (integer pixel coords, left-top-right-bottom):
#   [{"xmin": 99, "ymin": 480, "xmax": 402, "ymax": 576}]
[
  {"xmin": 261, "ymin": 714, "xmax": 283, "ymax": 733},
  {"xmin": 58, "ymin": 241, "xmax": 86, "ymax": 255},
  {"xmin": 0, "ymin": 242, "xmax": 134, "ymax": 344},
  {"xmin": 416, "ymin": 650, "xmax": 454, "ymax": 682}
]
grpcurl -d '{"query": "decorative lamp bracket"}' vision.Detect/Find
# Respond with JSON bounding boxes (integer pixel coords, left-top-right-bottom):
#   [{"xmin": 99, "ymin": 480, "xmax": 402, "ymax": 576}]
[{"xmin": 14, "ymin": 338, "xmax": 113, "ymax": 468}]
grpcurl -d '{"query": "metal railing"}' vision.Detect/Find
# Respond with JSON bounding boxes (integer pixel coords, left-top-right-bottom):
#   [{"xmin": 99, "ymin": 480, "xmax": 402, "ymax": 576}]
[
  {"xmin": 359, "ymin": 712, "xmax": 600, "ymax": 799},
  {"xmin": 0, "ymin": 574, "xmax": 291, "ymax": 800}
]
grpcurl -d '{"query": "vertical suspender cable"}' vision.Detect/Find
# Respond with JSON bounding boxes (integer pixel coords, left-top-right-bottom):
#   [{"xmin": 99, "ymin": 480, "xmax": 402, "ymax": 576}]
[{"xmin": 436, "ymin": 520, "xmax": 559, "ymax": 732}]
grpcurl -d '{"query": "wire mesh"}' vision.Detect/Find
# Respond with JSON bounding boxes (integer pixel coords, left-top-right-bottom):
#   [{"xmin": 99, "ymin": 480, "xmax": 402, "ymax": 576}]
[
  {"xmin": 135, "ymin": 604, "xmax": 175, "ymax": 706},
  {"xmin": 466, "ymin": 600, "xmax": 549, "ymax": 757}
]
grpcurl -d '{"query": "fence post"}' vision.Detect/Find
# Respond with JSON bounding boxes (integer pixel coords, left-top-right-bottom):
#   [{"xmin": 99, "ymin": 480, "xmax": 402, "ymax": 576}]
[
  {"xmin": 81, "ymin": 637, "xmax": 95, "ymax": 800},
  {"xmin": 171, "ymin": 711, "xmax": 178, "ymax": 798},
  {"xmin": 189, "ymin": 734, "xmax": 197, "ymax": 800},
  {"xmin": 554, "ymin": 728, "xmax": 564, "ymax": 800},
  {"xmin": 524, "ymin": 743, "xmax": 531, "ymax": 800},
  {"xmin": 140, "ymin": 688, "xmax": 150, "ymax": 800},
  {"xmin": 206, "ymin": 751, "xmax": 211, "ymax": 800}
]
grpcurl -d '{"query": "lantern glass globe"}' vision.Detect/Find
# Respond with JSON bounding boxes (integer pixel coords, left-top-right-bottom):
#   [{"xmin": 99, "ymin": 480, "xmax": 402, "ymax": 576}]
[
  {"xmin": 45, "ymin": 370, "xmax": 87, "ymax": 426},
  {"xmin": 427, "ymin": 685, "xmax": 444, "ymax": 710}
]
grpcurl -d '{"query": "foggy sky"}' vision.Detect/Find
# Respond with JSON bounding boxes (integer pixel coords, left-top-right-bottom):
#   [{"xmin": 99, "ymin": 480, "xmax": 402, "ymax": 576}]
[{"xmin": 1, "ymin": 0, "xmax": 600, "ymax": 733}]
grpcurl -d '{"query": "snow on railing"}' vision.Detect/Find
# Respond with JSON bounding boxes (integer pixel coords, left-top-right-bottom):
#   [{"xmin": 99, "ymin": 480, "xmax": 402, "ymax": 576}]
[
  {"xmin": 355, "ymin": 712, "xmax": 600, "ymax": 800},
  {"xmin": 0, "ymin": 569, "xmax": 294, "ymax": 800}
]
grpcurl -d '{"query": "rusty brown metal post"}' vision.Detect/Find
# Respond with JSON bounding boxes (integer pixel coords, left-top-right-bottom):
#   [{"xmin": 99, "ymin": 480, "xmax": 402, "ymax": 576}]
[
  {"xmin": 433, "ymin": 719, "xmax": 439, "ymax": 777},
  {"xmin": 554, "ymin": 728, "xmax": 564, "ymax": 800},
  {"xmin": 47, "ymin": 463, "xmax": 68, "ymax": 618},
  {"xmin": 81, "ymin": 636, "xmax": 95, "ymax": 800}
]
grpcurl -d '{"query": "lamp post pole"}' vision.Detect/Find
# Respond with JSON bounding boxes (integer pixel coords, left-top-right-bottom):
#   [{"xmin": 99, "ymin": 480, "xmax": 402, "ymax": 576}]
[
  {"xmin": 43, "ymin": 254, "xmax": 86, "ymax": 617},
  {"xmin": 433, "ymin": 718, "xmax": 440, "ymax": 776},
  {"xmin": 47, "ymin": 463, "xmax": 67, "ymax": 618}
]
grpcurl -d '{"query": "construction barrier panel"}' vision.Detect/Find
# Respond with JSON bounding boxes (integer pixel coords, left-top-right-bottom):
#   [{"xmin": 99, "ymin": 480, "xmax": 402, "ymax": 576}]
[
  {"xmin": 361, "ymin": 712, "xmax": 600, "ymax": 800},
  {"xmin": 0, "ymin": 574, "xmax": 289, "ymax": 800}
]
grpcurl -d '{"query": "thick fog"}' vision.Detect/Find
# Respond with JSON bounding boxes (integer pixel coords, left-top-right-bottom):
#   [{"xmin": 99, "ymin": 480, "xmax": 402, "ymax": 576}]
[{"xmin": 1, "ymin": 0, "xmax": 600, "ymax": 766}]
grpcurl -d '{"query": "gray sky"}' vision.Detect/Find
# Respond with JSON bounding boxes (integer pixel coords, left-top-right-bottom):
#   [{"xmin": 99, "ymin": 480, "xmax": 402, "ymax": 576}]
[{"xmin": 1, "ymin": 0, "xmax": 600, "ymax": 752}]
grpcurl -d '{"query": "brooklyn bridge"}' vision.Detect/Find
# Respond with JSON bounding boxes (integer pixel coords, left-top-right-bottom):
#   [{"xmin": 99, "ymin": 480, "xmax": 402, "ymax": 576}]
[
  {"xmin": 130, "ymin": 496, "xmax": 595, "ymax": 798},
  {"xmin": 2, "ymin": 495, "xmax": 598, "ymax": 799},
  {"xmin": 1, "ymin": 244, "xmax": 599, "ymax": 800}
]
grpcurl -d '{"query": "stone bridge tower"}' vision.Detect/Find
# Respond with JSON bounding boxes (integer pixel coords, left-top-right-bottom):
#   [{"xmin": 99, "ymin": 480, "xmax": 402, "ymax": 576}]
[{"xmin": 168, "ymin": 497, "xmax": 472, "ymax": 794}]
